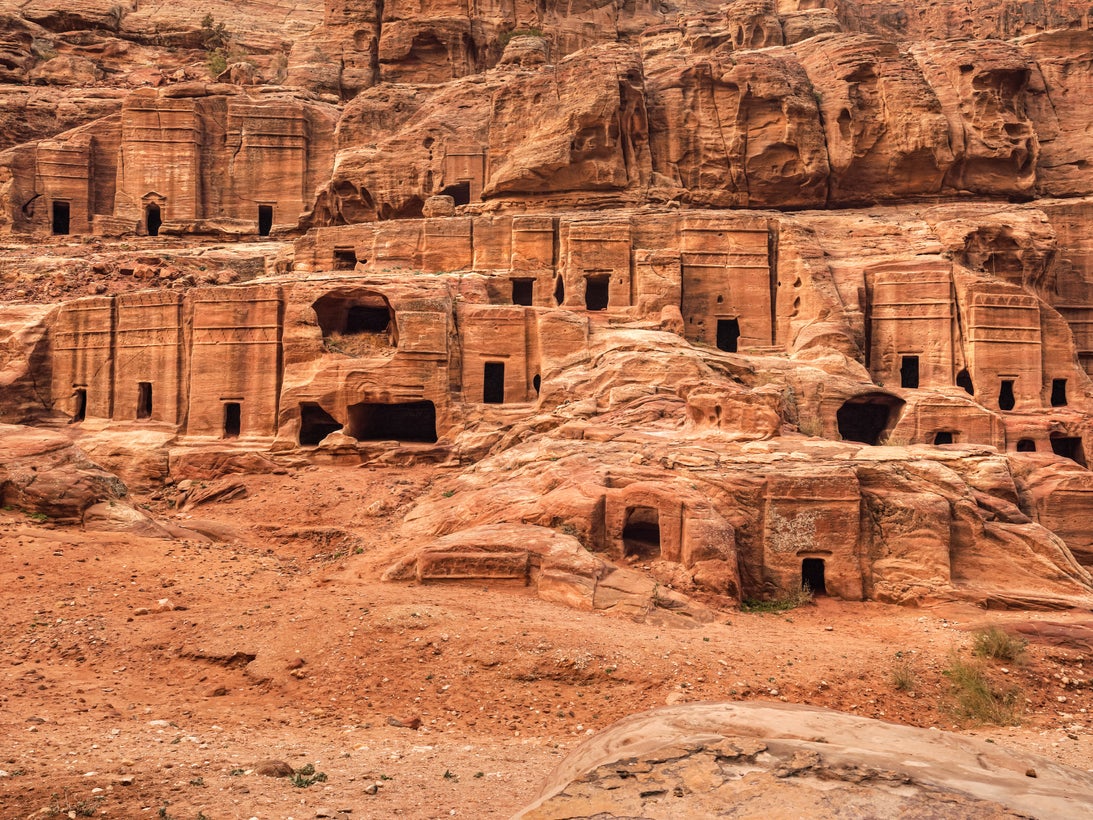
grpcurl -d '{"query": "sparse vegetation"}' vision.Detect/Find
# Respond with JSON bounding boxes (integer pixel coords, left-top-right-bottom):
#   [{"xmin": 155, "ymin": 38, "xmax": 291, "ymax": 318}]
[
  {"xmin": 972, "ymin": 626, "xmax": 1027, "ymax": 664},
  {"xmin": 290, "ymin": 763, "xmax": 327, "ymax": 788},
  {"xmin": 500, "ymin": 27, "xmax": 545, "ymax": 47},
  {"xmin": 741, "ymin": 584, "xmax": 814, "ymax": 613},
  {"xmin": 943, "ymin": 657, "xmax": 1022, "ymax": 725},
  {"xmin": 890, "ymin": 658, "xmax": 917, "ymax": 692}
]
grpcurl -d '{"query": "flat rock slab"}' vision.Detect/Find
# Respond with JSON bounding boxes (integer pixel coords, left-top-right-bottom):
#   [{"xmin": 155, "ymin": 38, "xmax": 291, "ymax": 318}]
[{"xmin": 515, "ymin": 701, "xmax": 1093, "ymax": 819}]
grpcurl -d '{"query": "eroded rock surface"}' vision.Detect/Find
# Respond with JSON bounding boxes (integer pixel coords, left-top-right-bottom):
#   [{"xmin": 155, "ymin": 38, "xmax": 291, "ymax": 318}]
[{"xmin": 515, "ymin": 701, "xmax": 1093, "ymax": 819}]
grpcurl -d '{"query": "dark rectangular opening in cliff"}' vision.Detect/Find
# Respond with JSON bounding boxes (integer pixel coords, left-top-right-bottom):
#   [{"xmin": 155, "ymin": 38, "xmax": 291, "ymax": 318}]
[
  {"xmin": 1051, "ymin": 378, "xmax": 1068, "ymax": 407},
  {"xmin": 72, "ymin": 387, "xmax": 86, "ymax": 423},
  {"xmin": 346, "ymin": 400, "xmax": 437, "ymax": 443},
  {"xmin": 900, "ymin": 355, "xmax": 920, "ymax": 389},
  {"xmin": 223, "ymin": 402, "xmax": 241, "ymax": 438},
  {"xmin": 933, "ymin": 431, "xmax": 954, "ymax": 445},
  {"xmin": 585, "ymin": 275, "xmax": 609, "ymax": 311},
  {"xmin": 1051, "ymin": 435, "xmax": 1086, "ymax": 467},
  {"xmin": 623, "ymin": 506, "xmax": 660, "ymax": 561},
  {"xmin": 345, "ymin": 305, "xmax": 390, "ymax": 334},
  {"xmin": 802, "ymin": 558, "xmax": 826, "ymax": 595},
  {"xmin": 299, "ymin": 402, "xmax": 343, "ymax": 446},
  {"xmin": 52, "ymin": 201, "xmax": 70, "ymax": 235},
  {"xmin": 1017, "ymin": 438, "xmax": 1037, "ymax": 452},
  {"xmin": 956, "ymin": 368, "xmax": 975, "ymax": 396},
  {"xmin": 511, "ymin": 279, "xmax": 534, "ymax": 306},
  {"xmin": 439, "ymin": 181, "xmax": 471, "ymax": 206},
  {"xmin": 145, "ymin": 202, "xmax": 161, "ymax": 236},
  {"xmin": 999, "ymin": 379, "xmax": 1016, "ymax": 411},
  {"xmin": 716, "ymin": 319, "xmax": 740, "ymax": 352},
  {"xmin": 137, "ymin": 382, "xmax": 152, "ymax": 420},
  {"xmin": 258, "ymin": 205, "xmax": 273, "ymax": 237},
  {"xmin": 483, "ymin": 361, "xmax": 505, "ymax": 404},
  {"xmin": 333, "ymin": 249, "xmax": 357, "ymax": 270}
]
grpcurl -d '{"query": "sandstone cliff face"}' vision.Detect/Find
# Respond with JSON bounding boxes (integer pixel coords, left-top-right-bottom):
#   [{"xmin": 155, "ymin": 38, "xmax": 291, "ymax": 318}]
[{"xmin": 1, "ymin": 0, "xmax": 1093, "ymax": 616}]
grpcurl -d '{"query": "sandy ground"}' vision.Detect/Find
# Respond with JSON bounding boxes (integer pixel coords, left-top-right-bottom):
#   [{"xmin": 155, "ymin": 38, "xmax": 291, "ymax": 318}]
[{"xmin": 2, "ymin": 465, "xmax": 1092, "ymax": 819}]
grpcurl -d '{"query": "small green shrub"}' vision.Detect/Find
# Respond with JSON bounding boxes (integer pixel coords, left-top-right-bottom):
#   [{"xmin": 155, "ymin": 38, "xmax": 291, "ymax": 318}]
[
  {"xmin": 290, "ymin": 763, "xmax": 327, "ymax": 788},
  {"xmin": 972, "ymin": 626, "xmax": 1027, "ymax": 664},
  {"xmin": 943, "ymin": 657, "xmax": 1022, "ymax": 725}
]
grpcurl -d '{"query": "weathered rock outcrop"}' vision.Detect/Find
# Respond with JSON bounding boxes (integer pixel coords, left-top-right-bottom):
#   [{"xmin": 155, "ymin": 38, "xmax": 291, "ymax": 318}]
[{"xmin": 515, "ymin": 701, "xmax": 1093, "ymax": 818}]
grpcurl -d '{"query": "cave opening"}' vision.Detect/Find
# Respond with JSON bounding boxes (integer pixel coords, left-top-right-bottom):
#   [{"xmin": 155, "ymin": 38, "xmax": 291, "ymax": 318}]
[
  {"xmin": 1051, "ymin": 378, "xmax": 1068, "ymax": 407},
  {"xmin": 511, "ymin": 278, "xmax": 534, "ymax": 306},
  {"xmin": 346, "ymin": 400, "xmax": 437, "ymax": 443},
  {"xmin": 999, "ymin": 379, "xmax": 1016, "ymax": 411},
  {"xmin": 836, "ymin": 394, "xmax": 904, "ymax": 445},
  {"xmin": 51, "ymin": 201, "xmax": 70, "ymax": 235},
  {"xmin": 585, "ymin": 275, "xmax": 609, "ymax": 311},
  {"xmin": 554, "ymin": 276, "xmax": 565, "ymax": 306},
  {"xmin": 1016, "ymin": 438, "xmax": 1036, "ymax": 452},
  {"xmin": 137, "ymin": 382, "xmax": 152, "ymax": 420},
  {"xmin": 439, "ymin": 181, "xmax": 471, "ymax": 206},
  {"xmin": 716, "ymin": 318, "xmax": 740, "ymax": 353},
  {"xmin": 802, "ymin": 558, "xmax": 826, "ymax": 595},
  {"xmin": 956, "ymin": 368, "xmax": 975, "ymax": 396},
  {"xmin": 145, "ymin": 202, "xmax": 161, "ymax": 236},
  {"xmin": 483, "ymin": 361, "xmax": 505, "ymax": 404},
  {"xmin": 933, "ymin": 431, "xmax": 954, "ymax": 445},
  {"xmin": 299, "ymin": 402, "xmax": 344, "ymax": 446},
  {"xmin": 333, "ymin": 249, "xmax": 357, "ymax": 270},
  {"xmin": 622, "ymin": 506, "xmax": 661, "ymax": 561},
  {"xmin": 1050, "ymin": 434, "xmax": 1086, "ymax": 467},
  {"xmin": 258, "ymin": 204, "xmax": 273, "ymax": 237},
  {"xmin": 223, "ymin": 402, "xmax": 241, "ymax": 438},
  {"xmin": 72, "ymin": 387, "xmax": 87, "ymax": 423},
  {"xmin": 900, "ymin": 355, "xmax": 920, "ymax": 389}
]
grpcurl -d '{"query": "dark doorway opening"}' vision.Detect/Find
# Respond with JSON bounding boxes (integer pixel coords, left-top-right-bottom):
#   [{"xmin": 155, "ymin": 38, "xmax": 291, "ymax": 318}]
[
  {"xmin": 1051, "ymin": 378, "xmax": 1068, "ymax": 407},
  {"xmin": 533, "ymin": 374, "xmax": 541, "ymax": 396},
  {"xmin": 299, "ymin": 402, "xmax": 343, "ymax": 446},
  {"xmin": 900, "ymin": 355, "xmax": 920, "ymax": 389},
  {"xmin": 71, "ymin": 387, "xmax": 87, "ymax": 423},
  {"xmin": 258, "ymin": 205, "xmax": 273, "ymax": 237},
  {"xmin": 345, "ymin": 305, "xmax": 390, "ymax": 334},
  {"xmin": 716, "ymin": 318, "xmax": 740, "ymax": 353},
  {"xmin": 585, "ymin": 275, "xmax": 609, "ymax": 311},
  {"xmin": 802, "ymin": 558, "xmax": 826, "ymax": 595},
  {"xmin": 956, "ymin": 368, "xmax": 975, "ymax": 396},
  {"xmin": 511, "ymin": 279, "xmax": 534, "ymax": 306},
  {"xmin": 998, "ymin": 379, "xmax": 1016, "ymax": 411},
  {"xmin": 933, "ymin": 431, "xmax": 954, "ymax": 445},
  {"xmin": 483, "ymin": 361, "xmax": 505, "ymax": 404},
  {"xmin": 836, "ymin": 394, "xmax": 904, "ymax": 445},
  {"xmin": 333, "ymin": 249, "xmax": 357, "ymax": 270},
  {"xmin": 137, "ymin": 382, "xmax": 152, "ymax": 420},
  {"xmin": 145, "ymin": 202, "xmax": 161, "ymax": 236},
  {"xmin": 622, "ymin": 506, "xmax": 661, "ymax": 561},
  {"xmin": 346, "ymin": 400, "xmax": 437, "ymax": 443},
  {"xmin": 223, "ymin": 402, "xmax": 241, "ymax": 438},
  {"xmin": 553, "ymin": 276, "xmax": 565, "ymax": 307},
  {"xmin": 439, "ymin": 181, "xmax": 471, "ymax": 206},
  {"xmin": 1051, "ymin": 435, "xmax": 1087, "ymax": 467},
  {"xmin": 51, "ymin": 201, "xmax": 70, "ymax": 235},
  {"xmin": 1016, "ymin": 438, "xmax": 1036, "ymax": 452}
]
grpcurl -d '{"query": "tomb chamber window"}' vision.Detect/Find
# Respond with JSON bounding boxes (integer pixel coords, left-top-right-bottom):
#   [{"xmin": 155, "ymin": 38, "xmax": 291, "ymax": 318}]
[
  {"xmin": 802, "ymin": 558, "xmax": 826, "ymax": 595},
  {"xmin": 137, "ymin": 382, "xmax": 152, "ymax": 420},
  {"xmin": 585, "ymin": 275, "xmax": 609, "ymax": 311},
  {"xmin": 836, "ymin": 393, "xmax": 905, "ymax": 445},
  {"xmin": 145, "ymin": 203, "xmax": 161, "ymax": 236},
  {"xmin": 52, "ymin": 201, "xmax": 70, "ymax": 235},
  {"xmin": 223, "ymin": 402, "xmax": 241, "ymax": 438}
]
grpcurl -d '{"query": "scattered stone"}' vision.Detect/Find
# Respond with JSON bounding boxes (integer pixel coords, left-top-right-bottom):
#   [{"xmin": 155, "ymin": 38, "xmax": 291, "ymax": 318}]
[{"xmin": 253, "ymin": 760, "xmax": 295, "ymax": 778}]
